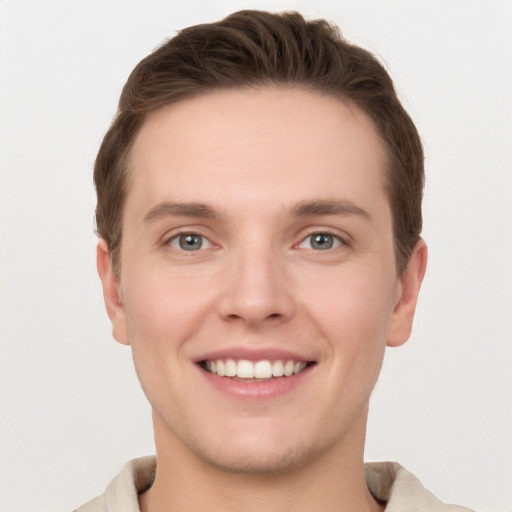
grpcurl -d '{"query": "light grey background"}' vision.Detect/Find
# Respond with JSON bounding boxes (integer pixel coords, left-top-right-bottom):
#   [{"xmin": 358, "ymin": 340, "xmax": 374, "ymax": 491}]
[{"xmin": 1, "ymin": 1, "xmax": 511, "ymax": 511}]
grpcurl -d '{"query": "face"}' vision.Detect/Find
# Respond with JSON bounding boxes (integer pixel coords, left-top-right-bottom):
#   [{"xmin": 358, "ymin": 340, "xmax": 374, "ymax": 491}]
[{"xmin": 98, "ymin": 87, "xmax": 426, "ymax": 473}]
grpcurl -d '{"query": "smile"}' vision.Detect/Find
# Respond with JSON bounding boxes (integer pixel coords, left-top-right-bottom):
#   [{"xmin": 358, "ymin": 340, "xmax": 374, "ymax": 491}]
[{"xmin": 201, "ymin": 359, "xmax": 311, "ymax": 380}]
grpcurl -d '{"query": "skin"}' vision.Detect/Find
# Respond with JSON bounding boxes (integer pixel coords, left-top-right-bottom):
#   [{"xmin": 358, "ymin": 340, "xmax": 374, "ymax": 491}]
[{"xmin": 98, "ymin": 87, "xmax": 427, "ymax": 512}]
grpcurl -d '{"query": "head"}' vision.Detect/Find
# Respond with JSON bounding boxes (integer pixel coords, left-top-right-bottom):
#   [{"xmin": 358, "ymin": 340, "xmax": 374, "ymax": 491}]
[
  {"xmin": 94, "ymin": 9, "xmax": 423, "ymax": 277},
  {"xmin": 95, "ymin": 10, "xmax": 427, "ymax": 476}
]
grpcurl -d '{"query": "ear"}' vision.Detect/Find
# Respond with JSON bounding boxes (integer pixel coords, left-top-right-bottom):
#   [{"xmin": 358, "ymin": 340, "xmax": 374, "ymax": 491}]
[
  {"xmin": 96, "ymin": 239, "xmax": 130, "ymax": 345},
  {"xmin": 387, "ymin": 238, "xmax": 428, "ymax": 347}
]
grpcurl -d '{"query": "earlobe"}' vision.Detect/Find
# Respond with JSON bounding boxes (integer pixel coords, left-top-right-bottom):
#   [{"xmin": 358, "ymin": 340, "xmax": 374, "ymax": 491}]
[
  {"xmin": 96, "ymin": 239, "xmax": 130, "ymax": 345},
  {"xmin": 387, "ymin": 238, "xmax": 428, "ymax": 348}
]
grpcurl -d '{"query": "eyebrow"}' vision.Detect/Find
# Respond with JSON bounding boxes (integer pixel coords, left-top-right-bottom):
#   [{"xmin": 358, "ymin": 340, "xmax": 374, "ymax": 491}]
[
  {"xmin": 142, "ymin": 201, "xmax": 217, "ymax": 223},
  {"xmin": 291, "ymin": 199, "xmax": 371, "ymax": 220},
  {"xmin": 142, "ymin": 198, "xmax": 371, "ymax": 224}
]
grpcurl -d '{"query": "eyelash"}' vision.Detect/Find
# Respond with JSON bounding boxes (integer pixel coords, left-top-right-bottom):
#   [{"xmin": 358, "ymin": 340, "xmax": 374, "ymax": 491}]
[
  {"xmin": 298, "ymin": 232, "xmax": 346, "ymax": 251},
  {"xmin": 163, "ymin": 230, "xmax": 346, "ymax": 253},
  {"xmin": 165, "ymin": 232, "xmax": 213, "ymax": 252}
]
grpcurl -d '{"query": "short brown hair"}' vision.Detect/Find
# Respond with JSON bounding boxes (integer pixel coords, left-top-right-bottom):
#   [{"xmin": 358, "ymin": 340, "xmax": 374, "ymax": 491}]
[{"xmin": 94, "ymin": 9, "xmax": 423, "ymax": 275}]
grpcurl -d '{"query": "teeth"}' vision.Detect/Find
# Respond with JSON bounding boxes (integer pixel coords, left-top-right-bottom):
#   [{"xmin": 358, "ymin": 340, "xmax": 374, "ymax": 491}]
[
  {"xmin": 203, "ymin": 358, "xmax": 309, "ymax": 379},
  {"xmin": 254, "ymin": 360, "xmax": 272, "ymax": 379},
  {"xmin": 272, "ymin": 360, "xmax": 284, "ymax": 377},
  {"xmin": 237, "ymin": 359, "xmax": 255, "ymax": 378},
  {"xmin": 294, "ymin": 361, "xmax": 307, "ymax": 374},
  {"xmin": 283, "ymin": 360, "xmax": 294, "ymax": 377},
  {"xmin": 216, "ymin": 360, "xmax": 226, "ymax": 377},
  {"xmin": 225, "ymin": 358, "xmax": 237, "ymax": 377}
]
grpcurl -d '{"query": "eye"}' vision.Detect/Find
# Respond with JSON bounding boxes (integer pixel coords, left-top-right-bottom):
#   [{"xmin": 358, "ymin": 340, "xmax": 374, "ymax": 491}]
[
  {"xmin": 168, "ymin": 233, "xmax": 212, "ymax": 251},
  {"xmin": 300, "ymin": 232, "xmax": 343, "ymax": 251}
]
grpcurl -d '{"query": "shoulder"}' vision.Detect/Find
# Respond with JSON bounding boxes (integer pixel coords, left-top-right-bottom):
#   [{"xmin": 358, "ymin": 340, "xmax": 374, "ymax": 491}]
[
  {"xmin": 73, "ymin": 456, "xmax": 156, "ymax": 512},
  {"xmin": 365, "ymin": 462, "xmax": 475, "ymax": 512},
  {"xmin": 73, "ymin": 495, "xmax": 105, "ymax": 512}
]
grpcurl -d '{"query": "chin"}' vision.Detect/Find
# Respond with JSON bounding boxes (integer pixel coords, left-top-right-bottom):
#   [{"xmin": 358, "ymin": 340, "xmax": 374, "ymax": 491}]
[
  {"xmin": 192, "ymin": 438, "xmax": 319, "ymax": 475},
  {"xmin": 175, "ymin": 416, "xmax": 342, "ymax": 476}
]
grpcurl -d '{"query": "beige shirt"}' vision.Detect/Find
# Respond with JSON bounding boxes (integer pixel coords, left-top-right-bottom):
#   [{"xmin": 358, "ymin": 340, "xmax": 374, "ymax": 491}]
[{"xmin": 75, "ymin": 456, "xmax": 475, "ymax": 511}]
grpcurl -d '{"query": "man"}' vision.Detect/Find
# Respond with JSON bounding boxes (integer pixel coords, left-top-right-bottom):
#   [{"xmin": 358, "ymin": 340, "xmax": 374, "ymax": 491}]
[{"xmin": 76, "ymin": 10, "xmax": 473, "ymax": 511}]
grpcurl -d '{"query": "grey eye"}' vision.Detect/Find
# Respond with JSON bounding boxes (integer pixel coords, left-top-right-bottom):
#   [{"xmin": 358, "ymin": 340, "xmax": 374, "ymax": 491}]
[
  {"xmin": 169, "ymin": 233, "xmax": 211, "ymax": 251},
  {"xmin": 300, "ymin": 233, "xmax": 343, "ymax": 250},
  {"xmin": 311, "ymin": 233, "xmax": 334, "ymax": 250}
]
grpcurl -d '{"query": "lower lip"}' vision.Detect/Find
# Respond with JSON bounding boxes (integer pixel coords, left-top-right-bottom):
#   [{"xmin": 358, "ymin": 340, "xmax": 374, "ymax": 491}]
[{"xmin": 199, "ymin": 365, "xmax": 314, "ymax": 400}]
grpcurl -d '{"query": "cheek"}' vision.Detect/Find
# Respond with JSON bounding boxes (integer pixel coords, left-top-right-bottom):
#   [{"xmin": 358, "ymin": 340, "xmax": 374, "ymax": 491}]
[
  {"xmin": 120, "ymin": 266, "xmax": 224, "ymax": 396},
  {"xmin": 122, "ymin": 274, "xmax": 203, "ymax": 409},
  {"xmin": 123, "ymin": 267, "xmax": 214, "ymax": 337},
  {"xmin": 301, "ymin": 265, "xmax": 396, "ymax": 362}
]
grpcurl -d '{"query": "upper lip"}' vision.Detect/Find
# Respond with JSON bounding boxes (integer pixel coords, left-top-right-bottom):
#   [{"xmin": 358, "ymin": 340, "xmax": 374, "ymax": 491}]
[{"xmin": 194, "ymin": 347, "xmax": 315, "ymax": 363}]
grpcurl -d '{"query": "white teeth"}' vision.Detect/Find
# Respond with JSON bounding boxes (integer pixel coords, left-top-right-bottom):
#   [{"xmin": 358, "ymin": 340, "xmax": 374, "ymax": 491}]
[
  {"xmin": 283, "ymin": 360, "xmax": 294, "ymax": 377},
  {"xmin": 272, "ymin": 360, "xmax": 284, "ymax": 377},
  {"xmin": 254, "ymin": 360, "xmax": 272, "ymax": 379},
  {"xmin": 294, "ymin": 361, "xmax": 307, "ymax": 374},
  {"xmin": 225, "ymin": 358, "xmax": 237, "ymax": 377},
  {"xmin": 204, "ymin": 358, "xmax": 309, "ymax": 379},
  {"xmin": 216, "ymin": 360, "xmax": 226, "ymax": 377},
  {"xmin": 237, "ymin": 359, "xmax": 255, "ymax": 378}
]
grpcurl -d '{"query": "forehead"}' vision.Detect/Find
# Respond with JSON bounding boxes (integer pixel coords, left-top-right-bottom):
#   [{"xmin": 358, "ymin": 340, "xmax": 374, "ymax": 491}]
[{"xmin": 126, "ymin": 87, "xmax": 389, "ymax": 220}]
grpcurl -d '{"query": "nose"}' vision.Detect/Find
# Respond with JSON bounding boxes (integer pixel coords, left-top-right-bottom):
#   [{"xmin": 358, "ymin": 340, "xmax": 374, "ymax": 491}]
[{"xmin": 217, "ymin": 246, "xmax": 295, "ymax": 327}]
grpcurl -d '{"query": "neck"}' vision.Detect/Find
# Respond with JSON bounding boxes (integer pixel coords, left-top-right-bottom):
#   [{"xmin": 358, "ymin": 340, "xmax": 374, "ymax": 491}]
[{"xmin": 140, "ymin": 409, "xmax": 384, "ymax": 512}]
